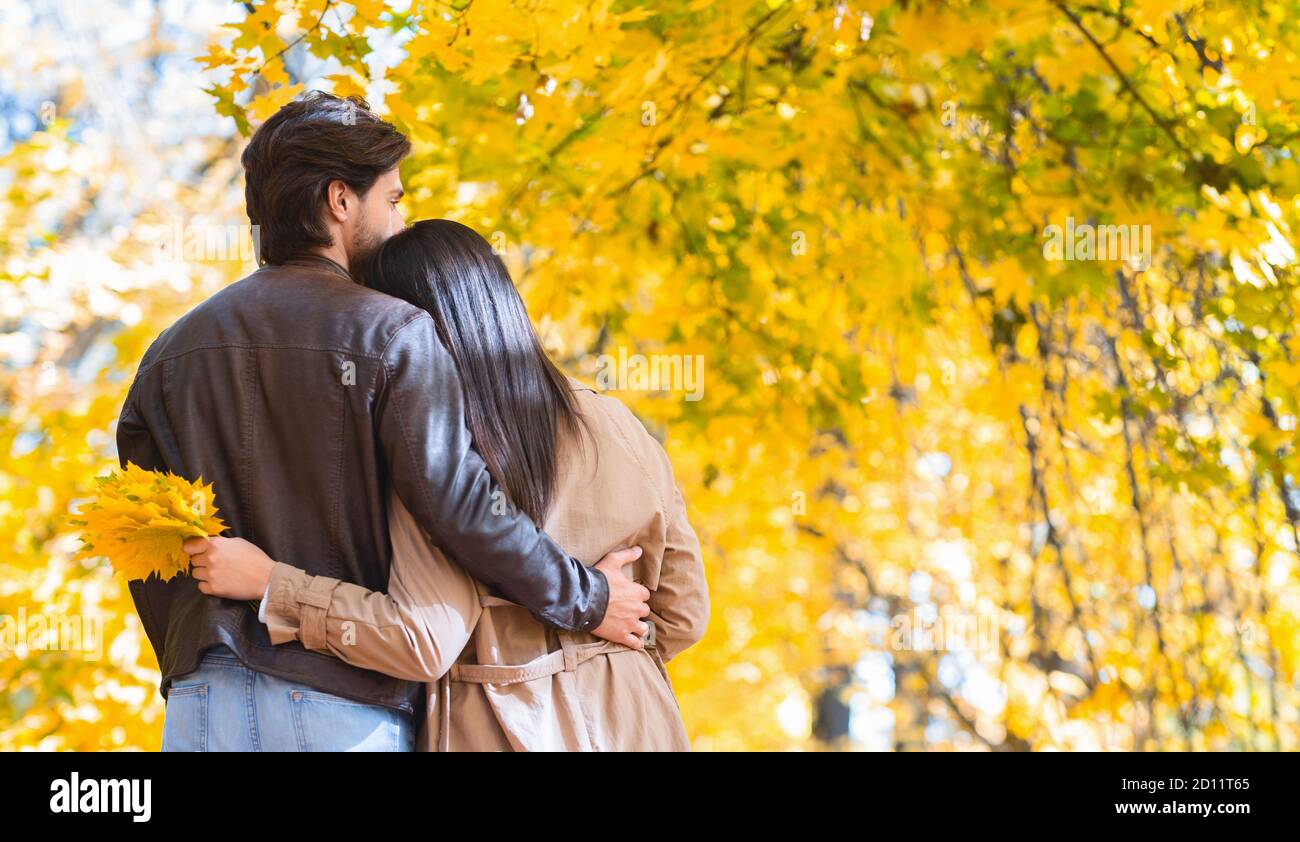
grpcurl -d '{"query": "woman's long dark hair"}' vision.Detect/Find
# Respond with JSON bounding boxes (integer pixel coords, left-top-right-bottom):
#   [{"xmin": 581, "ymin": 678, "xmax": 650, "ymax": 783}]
[{"xmin": 365, "ymin": 219, "xmax": 584, "ymax": 524}]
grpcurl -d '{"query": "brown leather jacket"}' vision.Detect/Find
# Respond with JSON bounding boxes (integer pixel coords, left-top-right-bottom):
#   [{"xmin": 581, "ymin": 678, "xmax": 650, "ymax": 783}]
[{"xmin": 115, "ymin": 254, "xmax": 610, "ymax": 714}]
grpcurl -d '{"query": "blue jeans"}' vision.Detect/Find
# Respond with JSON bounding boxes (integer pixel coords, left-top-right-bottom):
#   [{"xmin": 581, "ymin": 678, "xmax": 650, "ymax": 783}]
[{"xmin": 161, "ymin": 645, "xmax": 415, "ymax": 752}]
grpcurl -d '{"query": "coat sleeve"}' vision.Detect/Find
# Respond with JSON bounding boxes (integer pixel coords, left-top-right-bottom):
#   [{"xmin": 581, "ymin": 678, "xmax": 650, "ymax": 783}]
[
  {"xmin": 261, "ymin": 498, "xmax": 483, "ymax": 682},
  {"xmin": 647, "ymin": 469, "xmax": 710, "ymax": 663},
  {"xmin": 609, "ymin": 400, "xmax": 709, "ymax": 664}
]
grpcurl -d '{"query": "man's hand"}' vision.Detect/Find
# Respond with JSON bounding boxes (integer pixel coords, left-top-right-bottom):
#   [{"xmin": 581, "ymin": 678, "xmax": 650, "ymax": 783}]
[
  {"xmin": 590, "ymin": 546, "xmax": 652, "ymax": 649},
  {"xmin": 183, "ymin": 536, "xmax": 275, "ymax": 601}
]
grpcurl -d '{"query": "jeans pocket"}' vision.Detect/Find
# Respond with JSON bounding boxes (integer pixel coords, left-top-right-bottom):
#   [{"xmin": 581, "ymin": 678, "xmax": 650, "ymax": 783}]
[
  {"xmin": 288, "ymin": 689, "xmax": 411, "ymax": 752},
  {"xmin": 161, "ymin": 683, "xmax": 208, "ymax": 752}
]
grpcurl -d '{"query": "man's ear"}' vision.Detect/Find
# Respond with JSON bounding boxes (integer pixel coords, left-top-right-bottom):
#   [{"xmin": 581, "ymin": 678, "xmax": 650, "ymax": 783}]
[{"xmin": 324, "ymin": 179, "xmax": 351, "ymax": 223}]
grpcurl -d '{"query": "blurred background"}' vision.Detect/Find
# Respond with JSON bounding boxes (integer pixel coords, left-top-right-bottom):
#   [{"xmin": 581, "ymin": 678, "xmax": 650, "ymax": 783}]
[{"xmin": 2, "ymin": 0, "xmax": 1299, "ymax": 751}]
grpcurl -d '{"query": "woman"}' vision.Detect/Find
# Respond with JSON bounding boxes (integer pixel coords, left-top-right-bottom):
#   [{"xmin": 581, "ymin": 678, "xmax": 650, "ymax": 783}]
[{"xmin": 187, "ymin": 219, "xmax": 709, "ymax": 750}]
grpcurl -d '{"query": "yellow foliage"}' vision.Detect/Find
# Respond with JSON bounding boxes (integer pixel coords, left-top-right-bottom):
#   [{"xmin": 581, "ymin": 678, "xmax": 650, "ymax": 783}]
[
  {"xmin": 72, "ymin": 463, "xmax": 227, "ymax": 583},
  {"xmin": 8, "ymin": 0, "xmax": 1300, "ymax": 752}
]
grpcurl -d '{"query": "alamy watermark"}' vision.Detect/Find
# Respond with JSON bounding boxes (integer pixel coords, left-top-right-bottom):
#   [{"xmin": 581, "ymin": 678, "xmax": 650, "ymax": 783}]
[
  {"xmin": 594, "ymin": 347, "xmax": 705, "ymax": 401},
  {"xmin": 1042, "ymin": 216, "xmax": 1152, "ymax": 271},
  {"xmin": 0, "ymin": 607, "xmax": 103, "ymax": 661},
  {"xmin": 135, "ymin": 217, "xmax": 260, "ymax": 264},
  {"xmin": 50, "ymin": 773, "xmax": 151, "ymax": 822},
  {"xmin": 890, "ymin": 607, "xmax": 999, "ymax": 654}
]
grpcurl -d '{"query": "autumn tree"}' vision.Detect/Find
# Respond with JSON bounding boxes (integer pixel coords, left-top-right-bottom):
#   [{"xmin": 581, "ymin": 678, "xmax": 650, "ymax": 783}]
[{"xmin": 4, "ymin": 0, "xmax": 1300, "ymax": 750}]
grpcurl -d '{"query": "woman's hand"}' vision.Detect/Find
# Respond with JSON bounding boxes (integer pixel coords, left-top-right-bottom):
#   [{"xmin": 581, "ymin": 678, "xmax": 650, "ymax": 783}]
[{"xmin": 183, "ymin": 536, "xmax": 275, "ymax": 601}]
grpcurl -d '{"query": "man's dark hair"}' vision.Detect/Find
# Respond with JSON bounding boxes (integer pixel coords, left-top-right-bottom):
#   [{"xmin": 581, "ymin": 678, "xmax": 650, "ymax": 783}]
[{"xmin": 241, "ymin": 91, "xmax": 411, "ymax": 265}]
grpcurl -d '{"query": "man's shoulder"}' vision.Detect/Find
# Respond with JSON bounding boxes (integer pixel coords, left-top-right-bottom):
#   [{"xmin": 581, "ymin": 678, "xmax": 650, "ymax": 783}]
[
  {"xmin": 137, "ymin": 262, "xmax": 429, "ymax": 373},
  {"xmin": 222, "ymin": 261, "xmax": 429, "ymax": 335}
]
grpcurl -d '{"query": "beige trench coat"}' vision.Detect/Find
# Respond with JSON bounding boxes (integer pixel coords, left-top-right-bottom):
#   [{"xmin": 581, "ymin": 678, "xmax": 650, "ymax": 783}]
[{"xmin": 260, "ymin": 380, "xmax": 709, "ymax": 750}]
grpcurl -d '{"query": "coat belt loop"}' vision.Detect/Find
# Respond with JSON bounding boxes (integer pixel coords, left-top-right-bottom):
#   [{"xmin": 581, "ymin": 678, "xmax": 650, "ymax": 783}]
[
  {"xmin": 559, "ymin": 632, "xmax": 580, "ymax": 672},
  {"xmin": 439, "ymin": 672, "xmax": 451, "ymax": 752}
]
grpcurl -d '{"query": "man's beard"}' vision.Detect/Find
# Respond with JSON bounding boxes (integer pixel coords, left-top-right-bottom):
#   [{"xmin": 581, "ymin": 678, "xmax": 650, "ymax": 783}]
[{"xmin": 350, "ymin": 211, "xmax": 387, "ymax": 272}]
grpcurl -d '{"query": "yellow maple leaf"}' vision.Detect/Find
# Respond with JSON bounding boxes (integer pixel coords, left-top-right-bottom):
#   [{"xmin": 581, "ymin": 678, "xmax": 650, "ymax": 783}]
[
  {"xmin": 247, "ymin": 83, "xmax": 305, "ymax": 124},
  {"xmin": 71, "ymin": 463, "xmax": 227, "ymax": 582}
]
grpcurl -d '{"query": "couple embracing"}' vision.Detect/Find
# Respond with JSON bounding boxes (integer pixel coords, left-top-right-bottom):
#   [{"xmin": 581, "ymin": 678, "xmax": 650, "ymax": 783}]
[{"xmin": 118, "ymin": 91, "xmax": 708, "ymax": 751}]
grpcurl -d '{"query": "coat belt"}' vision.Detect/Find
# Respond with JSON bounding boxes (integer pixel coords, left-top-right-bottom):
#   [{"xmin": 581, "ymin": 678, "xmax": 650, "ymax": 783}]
[
  {"xmin": 448, "ymin": 638, "xmax": 633, "ymax": 685},
  {"xmin": 434, "ymin": 594, "xmax": 656, "ymax": 750}
]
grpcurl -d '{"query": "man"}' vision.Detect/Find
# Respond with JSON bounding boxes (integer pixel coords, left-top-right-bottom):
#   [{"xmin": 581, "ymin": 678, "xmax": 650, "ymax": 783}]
[{"xmin": 116, "ymin": 91, "xmax": 651, "ymax": 751}]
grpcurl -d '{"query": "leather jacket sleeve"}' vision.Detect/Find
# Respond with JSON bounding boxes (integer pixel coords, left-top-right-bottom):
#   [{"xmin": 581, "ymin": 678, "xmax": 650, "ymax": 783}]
[{"xmin": 375, "ymin": 313, "xmax": 609, "ymax": 632}]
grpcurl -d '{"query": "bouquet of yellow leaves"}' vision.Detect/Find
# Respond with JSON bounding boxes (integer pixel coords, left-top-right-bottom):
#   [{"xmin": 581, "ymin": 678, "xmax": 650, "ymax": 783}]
[{"xmin": 72, "ymin": 462, "xmax": 227, "ymax": 582}]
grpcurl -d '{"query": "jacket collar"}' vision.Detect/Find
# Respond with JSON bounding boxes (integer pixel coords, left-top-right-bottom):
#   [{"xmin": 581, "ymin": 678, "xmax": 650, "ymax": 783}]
[{"xmin": 277, "ymin": 253, "xmax": 354, "ymax": 282}]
